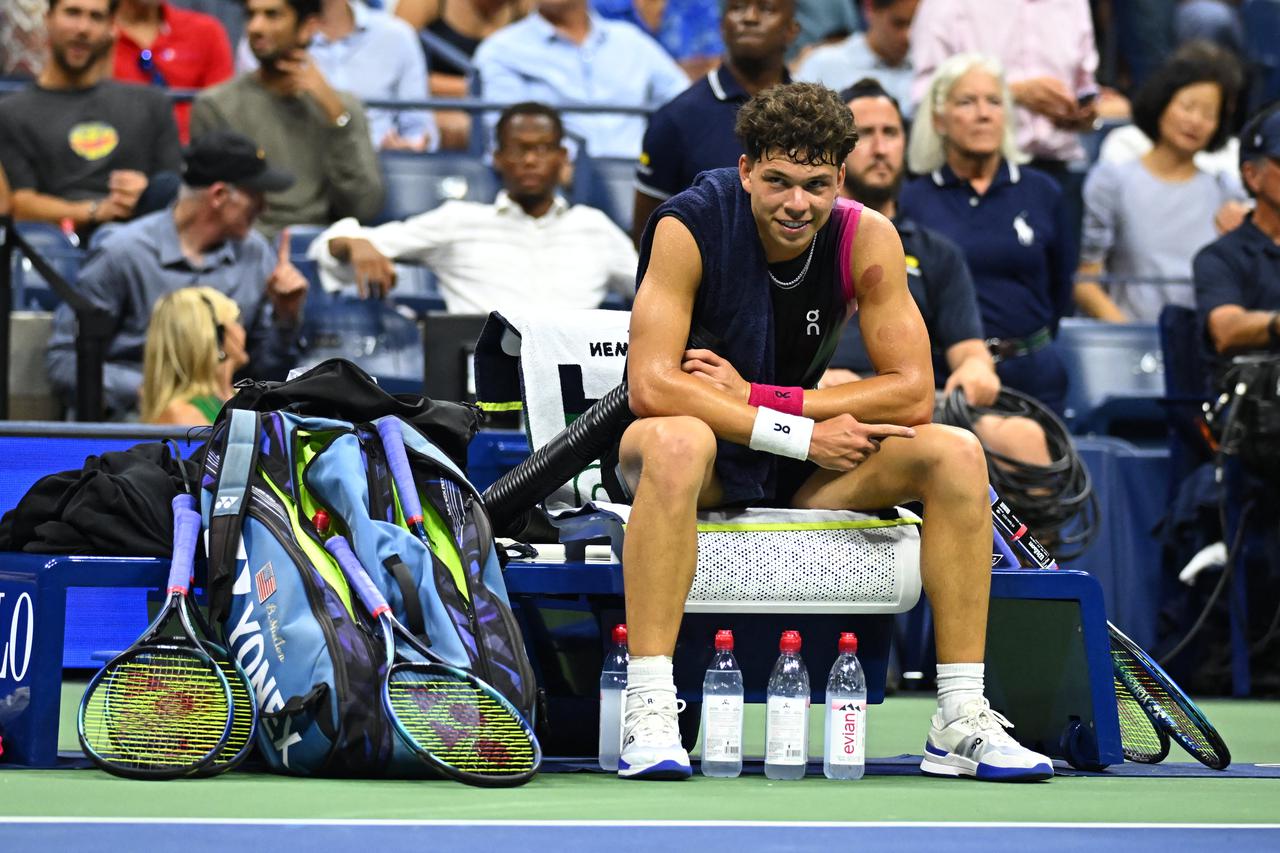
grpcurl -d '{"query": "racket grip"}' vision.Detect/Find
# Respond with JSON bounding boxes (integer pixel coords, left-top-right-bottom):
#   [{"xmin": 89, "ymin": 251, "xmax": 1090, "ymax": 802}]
[
  {"xmin": 324, "ymin": 535, "xmax": 391, "ymax": 618},
  {"xmin": 988, "ymin": 486, "xmax": 1058, "ymax": 570},
  {"xmin": 167, "ymin": 505, "xmax": 203, "ymax": 593},
  {"xmin": 172, "ymin": 493, "xmax": 197, "ymax": 516},
  {"xmin": 376, "ymin": 418, "xmax": 425, "ymax": 526}
]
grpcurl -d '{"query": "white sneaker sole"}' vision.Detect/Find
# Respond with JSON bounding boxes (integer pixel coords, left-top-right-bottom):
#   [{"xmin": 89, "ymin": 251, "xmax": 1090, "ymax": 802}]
[{"xmin": 921, "ymin": 744, "xmax": 1054, "ymax": 782}]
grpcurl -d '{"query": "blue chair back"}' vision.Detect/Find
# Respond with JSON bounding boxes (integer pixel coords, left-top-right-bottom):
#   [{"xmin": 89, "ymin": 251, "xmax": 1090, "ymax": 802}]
[
  {"xmin": 572, "ymin": 154, "xmax": 637, "ymax": 232},
  {"xmin": 11, "ymin": 223, "xmax": 83, "ymax": 310},
  {"xmin": 1057, "ymin": 318, "xmax": 1165, "ymax": 436},
  {"xmin": 1243, "ymin": 0, "xmax": 1280, "ymax": 112},
  {"xmin": 376, "ymin": 151, "xmax": 499, "ymax": 223}
]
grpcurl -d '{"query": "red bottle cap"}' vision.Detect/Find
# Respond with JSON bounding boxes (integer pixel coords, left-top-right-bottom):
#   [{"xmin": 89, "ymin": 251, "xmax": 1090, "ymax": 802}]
[
  {"xmin": 313, "ymin": 509, "xmax": 330, "ymax": 536},
  {"xmin": 714, "ymin": 629, "xmax": 734, "ymax": 651},
  {"xmin": 838, "ymin": 631, "xmax": 858, "ymax": 655},
  {"xmin": 612, "ymin": 623, "xmax": 628, "ymax": 645},
  {"xmin": 779, "ymin": 630, "xmax": 801, "ymax": 653}
]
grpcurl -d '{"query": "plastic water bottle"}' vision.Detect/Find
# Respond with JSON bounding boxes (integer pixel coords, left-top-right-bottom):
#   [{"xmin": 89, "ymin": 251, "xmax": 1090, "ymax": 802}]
[
  {"xmin": 700, "ymin": 629, "xmax": 744, "ymax": 778},
  {"xmin": 764, "ymin": 629, "xmax": 810, "ymax": 780},
  {"xmin": 598, "ymin": 623, "xmax": 628, "ymax": 771},
  {"xmin": 823, "ymin": 632, "xmax": 867, "ymax": 780}
]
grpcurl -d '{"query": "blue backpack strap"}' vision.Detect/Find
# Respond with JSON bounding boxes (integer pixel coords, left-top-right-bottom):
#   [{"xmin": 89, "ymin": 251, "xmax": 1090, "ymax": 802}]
[{"xmin": 207, "ymin": 408, "xmax": 260, "ymax": 620}]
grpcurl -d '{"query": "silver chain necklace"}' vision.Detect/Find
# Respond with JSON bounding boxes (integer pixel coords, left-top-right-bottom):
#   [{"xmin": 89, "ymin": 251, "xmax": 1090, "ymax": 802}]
[{"xmin": 767, "ymin": 235, "xmax": 817, "ymax": 290}]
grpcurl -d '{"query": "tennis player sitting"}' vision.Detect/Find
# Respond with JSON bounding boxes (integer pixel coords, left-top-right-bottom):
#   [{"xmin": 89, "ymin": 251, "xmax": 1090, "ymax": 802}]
[{"xmin": 608, "ymin": 82, "xmax": 1054, "ymax": 782}]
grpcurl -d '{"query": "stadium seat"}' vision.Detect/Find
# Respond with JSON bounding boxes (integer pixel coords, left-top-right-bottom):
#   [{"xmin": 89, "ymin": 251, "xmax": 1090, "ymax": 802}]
[
  {"xmin": 1057, "ymin": 317, "xmax": 1165, "ymax": 438},
  {"xmin": 572, "ymin": 154, "xmax": 637, "ymax": 232},
  {"xmin": 10, "ymin": 223, "xmax": 83, "ymax": 310},
  {"xmin": 1243, "ymin": 0, "xmax": 1280, "ymax": 113},
  {"xmin": 376, "ymin": 150, "xmax": 499, "ymax": 223}
]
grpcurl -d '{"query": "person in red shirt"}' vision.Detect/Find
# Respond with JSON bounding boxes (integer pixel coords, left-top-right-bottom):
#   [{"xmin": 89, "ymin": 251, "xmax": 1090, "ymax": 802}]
[{"xmin": 112, "ymin": 0, "xmax": 234, "ymax": 141}]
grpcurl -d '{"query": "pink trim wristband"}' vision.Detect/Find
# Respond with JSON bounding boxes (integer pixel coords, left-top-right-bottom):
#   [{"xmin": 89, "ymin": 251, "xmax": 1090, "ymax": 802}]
[{"xmin": 749, "ymin": 383, "xmax": 804, "ymax": 416}]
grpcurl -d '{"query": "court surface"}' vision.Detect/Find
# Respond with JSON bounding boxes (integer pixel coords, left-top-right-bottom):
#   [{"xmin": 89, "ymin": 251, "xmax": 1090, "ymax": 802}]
[{"xmin": 2, "ymin": 690, "xmax": 1277, "ymax": 852}]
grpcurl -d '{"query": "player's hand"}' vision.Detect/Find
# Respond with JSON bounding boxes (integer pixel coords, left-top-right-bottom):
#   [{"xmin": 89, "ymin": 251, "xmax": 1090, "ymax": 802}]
[
  {"xmin": 682, "ymin": 348, "xmax": 748, "ymax": 402},
  {"xmin": 806, "ymin": 413, "xmax": 915, "ymax": 471},
  {"xmin": 1009, "ymin": 76, "xmax": 1077, "ymax": 122},
  {"xmin": 266, "ymin": 227, "xmax": 309, "ymax": 323},
  {"xmin": 345, "ymin": 237, "xmax": 397, "ymax": 299},
  {"xmin": 818, "ymin": 368, "xmax": 861, "ymax": 388},
  {"xmin": 944, "ymin": 358, "xmax": 1000, "ymax": 407}
]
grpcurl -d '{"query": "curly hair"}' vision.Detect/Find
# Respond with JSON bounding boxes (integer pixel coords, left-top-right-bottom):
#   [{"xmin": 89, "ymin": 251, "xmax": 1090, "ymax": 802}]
[
  {"xmin": 735, "ymin": 82, "xmax": 859, "ymax": 168},
  {"xmin": 1132, "ymin": 40, "xmax": 1243, "ymax": 152}
]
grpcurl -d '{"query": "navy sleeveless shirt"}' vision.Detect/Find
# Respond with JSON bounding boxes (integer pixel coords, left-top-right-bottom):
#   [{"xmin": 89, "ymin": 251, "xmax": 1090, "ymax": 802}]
[{"xmin": 635, "ymin": 167, "xmax": 862, "ymax": 505}]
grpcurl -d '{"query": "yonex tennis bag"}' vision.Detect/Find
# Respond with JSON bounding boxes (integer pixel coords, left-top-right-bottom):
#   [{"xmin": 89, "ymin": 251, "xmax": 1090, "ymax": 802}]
[{"xmin": 198, "ymin": 361, "xmax": 535, "ymax": 776}]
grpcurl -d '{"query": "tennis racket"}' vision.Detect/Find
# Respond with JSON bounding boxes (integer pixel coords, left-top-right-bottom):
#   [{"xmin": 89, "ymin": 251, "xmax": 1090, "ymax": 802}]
[
  {"xmin": 170, "ymin": 495, "xmax": 259, "ymax": 776},
  {"xmin": 376, "ymin": 416, "xmax": 442, "ymax": 546},
  {"xmin": 988, "ymin": 486, "xmax": 1231, "ymax": 769},
  {"xmin": 321, "ymin": 533, "xmax": 541, "ymax": 786},
  {"xmin": 78, "ymin": 499, "xmax": 235, "ymax": 779}
]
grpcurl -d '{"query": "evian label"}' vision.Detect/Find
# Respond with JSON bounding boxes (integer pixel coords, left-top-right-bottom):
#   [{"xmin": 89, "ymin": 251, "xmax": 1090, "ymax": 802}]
[
  {"xmin": 765, "ymin": 695, "xmax": 808, "ymax": 765},
  {"xmin": 702, "ymin": 695, "xmax": 743, "ymax": 762},
  {"xmin": 827, "ymin": 699, "xmax": 866, "ymax": 766}
]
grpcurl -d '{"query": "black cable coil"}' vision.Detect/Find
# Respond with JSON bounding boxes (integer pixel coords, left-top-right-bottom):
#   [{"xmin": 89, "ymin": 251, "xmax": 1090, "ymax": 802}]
[{"xmin": 935, "ymin": 386, "xmax": 1100, "ymax": 561}]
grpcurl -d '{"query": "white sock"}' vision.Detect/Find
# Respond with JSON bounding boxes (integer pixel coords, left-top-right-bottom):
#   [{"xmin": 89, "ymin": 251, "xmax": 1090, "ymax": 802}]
[
  {"xmin": 627, "ymin": 655, "xmax": 675, "ymax": 692},
  {"xmin": 936, "ymin": 662, "xmax": 985, "ymax": 724}
]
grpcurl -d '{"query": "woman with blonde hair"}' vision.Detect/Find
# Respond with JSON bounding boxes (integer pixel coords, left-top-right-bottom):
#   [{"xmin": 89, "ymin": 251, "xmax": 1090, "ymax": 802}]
[
  {"xmin": 900, "ymin": 52, "xmax": 1074, "ymax": 415},
  {"xmin": 140, "ymin": 286, "xmax": 249, "ymax": 424}
]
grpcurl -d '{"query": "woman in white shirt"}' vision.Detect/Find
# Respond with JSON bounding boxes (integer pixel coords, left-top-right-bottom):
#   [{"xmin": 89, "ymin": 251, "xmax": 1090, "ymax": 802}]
[{"xmin": 1075, "ymin": 42, "xmax": 1244, "ymax": 323}]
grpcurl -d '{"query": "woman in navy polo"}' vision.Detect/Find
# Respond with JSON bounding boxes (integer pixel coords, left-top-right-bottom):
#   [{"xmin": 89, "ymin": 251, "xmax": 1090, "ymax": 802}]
[{"xmin": 900, "ymin": 53, "xmax": 1075, "ymax": 415}]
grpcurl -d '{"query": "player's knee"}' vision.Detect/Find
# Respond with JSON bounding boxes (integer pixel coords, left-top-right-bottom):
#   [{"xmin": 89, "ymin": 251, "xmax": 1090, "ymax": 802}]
[
  {"xmin": 918, "ymin": 423, "xmax": 987, "ymax": 482},
  {"xmin": 632, "ymin": 417, "xmax": 716, "ymax": 488}
]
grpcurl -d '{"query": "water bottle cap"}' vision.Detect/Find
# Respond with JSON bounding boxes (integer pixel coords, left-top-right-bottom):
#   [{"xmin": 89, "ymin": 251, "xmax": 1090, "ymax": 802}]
[
  {"xmin": 838, "ymin": 631, "xmax": 858, "ymax": 654},
  {"xmin": 714, "ymin": 629, "xmax": 734, "ymax": 650},
  {"xmin": 612, "ymin": 623, "xmax": 628, "ymax": 644},
  {"xmin": 779, "ymin": 630, "xmax": 801, "ymax": 653},
  {"xmin": 312, "ymin": 509, "xmax": 330, "ymax": 536}
]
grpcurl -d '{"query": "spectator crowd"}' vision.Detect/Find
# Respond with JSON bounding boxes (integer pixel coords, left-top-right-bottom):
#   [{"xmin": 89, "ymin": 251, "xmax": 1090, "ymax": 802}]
[{"xmin": 1, "ymin": 0, "xmax": 1278, "ymax": 425}]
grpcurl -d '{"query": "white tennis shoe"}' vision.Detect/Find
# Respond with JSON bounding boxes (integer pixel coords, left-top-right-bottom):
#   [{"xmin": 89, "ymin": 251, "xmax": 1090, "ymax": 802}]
[
  {"xmin": 920, "ymin": 699, "xmax": 1055, "ymax": 781},
  {"xmin": 617, "ymin": 683, "xmax": 692, "ymax": 780}
]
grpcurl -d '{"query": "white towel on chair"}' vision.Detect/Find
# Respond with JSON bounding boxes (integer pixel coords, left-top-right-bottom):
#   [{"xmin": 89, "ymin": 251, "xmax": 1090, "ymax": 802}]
[{"xmin": 498, "ymin": 307, "xmax": 631, "ymax": 513}]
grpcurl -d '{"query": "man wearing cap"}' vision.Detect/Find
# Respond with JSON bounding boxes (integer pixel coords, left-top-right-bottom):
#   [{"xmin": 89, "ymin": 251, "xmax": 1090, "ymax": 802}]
[
  {"xmin": 1194, "ymin": 104, "xmax": 1280, "ymax": 376},
  {"xmin": 46, "ymin": 130, "xmax": 309, "ymax": 417}
]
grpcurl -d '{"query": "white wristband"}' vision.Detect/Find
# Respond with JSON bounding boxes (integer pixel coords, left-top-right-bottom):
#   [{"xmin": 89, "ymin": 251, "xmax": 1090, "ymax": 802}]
[{"xmin": 749, "ymin": 407, "xmax": 814, "ymax": 460}]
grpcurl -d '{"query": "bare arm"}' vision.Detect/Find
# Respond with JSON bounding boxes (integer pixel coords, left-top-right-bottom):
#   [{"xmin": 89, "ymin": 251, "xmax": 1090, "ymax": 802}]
[
  {"xmin": 394, "ymin": 0, "xmax": 440, "ymax": 29},
  {"xmin": 11, "ymin": 190, "xmax": 96, "ymax": 225},
  {"xmin": 800, "ymin": 211, "xmax": 934, "ymax": 426},
  {"xmin": 627, "ymin": 216, "xmax": 758, "ymax": 443},
  {"xmin": 1073, "ymin": 259, "xmax": 1128, "ymax": 322},
  {"xmin": 942, "ymin": 338, "xmax": 1000, "ymax": 407},
  {"xmin": 1207, "ymin": 305, "xmax": 1279, "ymax": 355}
]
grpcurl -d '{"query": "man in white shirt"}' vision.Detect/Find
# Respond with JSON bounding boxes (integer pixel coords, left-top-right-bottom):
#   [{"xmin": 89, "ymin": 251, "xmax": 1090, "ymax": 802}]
[{"xmin": 310, "ymin": 102, "xmax": 638, "ymax": 313}]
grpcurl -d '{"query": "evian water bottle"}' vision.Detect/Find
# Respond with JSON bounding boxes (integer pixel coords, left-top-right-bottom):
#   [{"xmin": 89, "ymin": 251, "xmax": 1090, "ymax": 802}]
[
  {"xmin": 700, "ymin": 629, "xmax": 744, "ymax": 777},
  {"xmin": 764, "ymin": 630, "xmax": 809, "ymax": 780},
  {"xmin": 823, "ymin": 631, "xmax": 867, "ymax": 780},
  {"xmin": 598, "ymin": 623, "xmax": 628, "ymax": 771}
]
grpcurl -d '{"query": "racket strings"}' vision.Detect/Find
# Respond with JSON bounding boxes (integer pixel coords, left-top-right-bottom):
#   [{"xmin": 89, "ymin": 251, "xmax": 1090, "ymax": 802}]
[
  {"xmin": 1113, "ymin": 652, "xmax": 1228, "ymax": 767},
  {"xmin": 388, "ymin": 670, "xmax": 536, "ymax": 774},
  {"xmin": 210, "ymin": 661, "xmax": 256, "ymax": 767},
  {"xmin": 81, "ymin": 651, "xmax": 231, "ymax": 769},
  {"xmin": 1114, "ymin": 675, "xmax": 1167, "ymax": 762}
]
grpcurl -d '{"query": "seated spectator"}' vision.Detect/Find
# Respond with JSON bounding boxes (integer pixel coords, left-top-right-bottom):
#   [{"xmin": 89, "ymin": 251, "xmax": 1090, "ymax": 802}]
[
  {"xmin": 0, "ymin": 162, "xmax": 10, "ymax": 216},
  {"xmin": 828, "ymin": 78, "xmax": 1051, "ymax": 468},
  {"xmin": 633, "ymin": 0, "xmax": 797, "ymax": 242},
  {"xmin": 0, "ymin": 0, "xmax": 182, "ymax": 235},
  {"xmin": 473, "ymin": 0, "xmax": 688, "ymax": 158},
  {"xmin": 1077, "ymin": 43, "xmax": 1245, "ymax": 323},
  {"xmin": 901, "ymin": 53, "xmax": 1075, "ymax": 415},
  {"xmin": 112, "ymin": 0, "xmax": 234, "ymax": 142},
  {"xmin": 46, "ymin": 130, "xmax": 308, "ymax": 417},
  {"xmin": 237, "ymin": 0, "xmax": 437, "ymax": 152},
  {"xmin": 191, "ymin": 0, "xmax": 384, "ymax": 237},
  {"xmin": 788, "ymin": 0, "xmax": 858, "ymax": 64},
  {"xmin": 140, "ymin": 286, "xmax": 247, "ymax": 423},
  {"xmin": 393, "ymin": 0, "xmax": 533, "ymax": 149},
  {"xmin": 794, "ymin": 0, "xmax": 918, "ymax": 117},
  {"xmin": 592, "ymin": 0, "xmax": 722, "ymax": 79},
  {"xmin": 1194, "ymin": 105, "xmax": 1280, "ymax": 374},
  {"xmin": 310, "ymin": 102, "xmax": 637, "ymax": 313}
]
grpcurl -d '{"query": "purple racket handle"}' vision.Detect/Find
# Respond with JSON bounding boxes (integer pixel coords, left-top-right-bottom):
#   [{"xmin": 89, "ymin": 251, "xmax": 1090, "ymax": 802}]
[
  {"xmin": 376, "ymin": 418, "xmax": 425, "ymax": 528},
  {"xmin": 324, "ymin": 536, "xmax": 391, "ymax": 619},
  {"xmin": 172, "ymin": 493, "xmax": 197, "ymax": 515},
  {"xmin": 167, "ymin": 505, "xmax": 202, "ymax": 594}
]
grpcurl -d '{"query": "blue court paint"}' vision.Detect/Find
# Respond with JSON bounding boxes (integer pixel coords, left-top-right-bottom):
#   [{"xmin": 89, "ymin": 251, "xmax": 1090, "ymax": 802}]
[{"xmin": 3, "ymin": 821, "xmax": 1278, "ymax": 853}]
